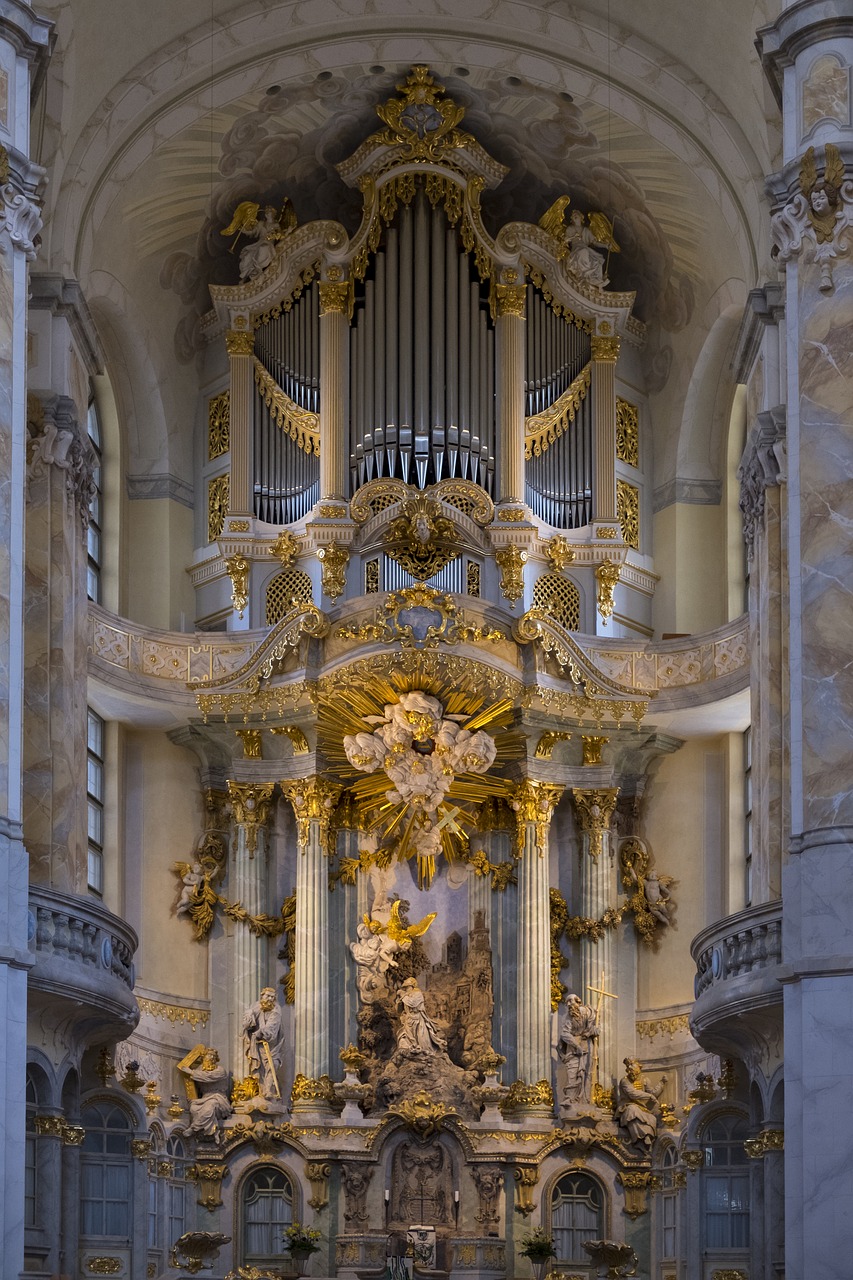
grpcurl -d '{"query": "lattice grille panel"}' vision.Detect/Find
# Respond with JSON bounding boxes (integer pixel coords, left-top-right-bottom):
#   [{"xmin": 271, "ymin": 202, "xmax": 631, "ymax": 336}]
[
  {"xmin": 532, "ymin": 572, "xmax": 580, "ymax": 632},
  {"xmin": 265, "ymin": 568, "xmax": 313, "ymax": 625}
]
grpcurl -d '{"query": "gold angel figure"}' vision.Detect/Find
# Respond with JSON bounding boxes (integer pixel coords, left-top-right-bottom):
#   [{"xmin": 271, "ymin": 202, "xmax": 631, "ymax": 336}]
[
  {"xmin": 221, "ymin": 198, "xmax": 297, "ymax": 280},
  {"xmin": 538, "ymin": 194, "xmax": 572, "ymax": 243},
  {"xmin": 364, "ymin": 899, "xmax": 437, "ymax": 946},
  {"xmin": 800, "ymin": 143, "xmax": 844, "ymax": 242},
  {"xmin": 587, "ymin": 211, "xmax": 620, "ymax": 254}
]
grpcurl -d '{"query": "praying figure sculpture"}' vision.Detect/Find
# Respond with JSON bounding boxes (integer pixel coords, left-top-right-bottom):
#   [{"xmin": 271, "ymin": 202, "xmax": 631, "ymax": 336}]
[{"xmin": 395, "ymin": 978, "xmax": 448, "ymax": 1057}]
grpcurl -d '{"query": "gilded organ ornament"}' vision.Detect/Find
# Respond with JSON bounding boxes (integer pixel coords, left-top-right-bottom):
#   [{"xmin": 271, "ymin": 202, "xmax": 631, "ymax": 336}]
[
  {"xmin": 208, "ymin": 391, "xmax": 230, "ymax": 460},
  {"xmin": 208, "ymin": 475, "xmax": 229, "ymax": 542},
  {"xmin": 318, "ymin": 542, "xmax": 349, "ymax": 600},
  {"xmin": 495, "ymin": 545, "xmax": 527, "ymax": 602}
]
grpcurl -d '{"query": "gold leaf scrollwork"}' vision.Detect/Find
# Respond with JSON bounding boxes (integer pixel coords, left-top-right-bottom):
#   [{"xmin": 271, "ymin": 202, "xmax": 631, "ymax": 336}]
[
  {"xmin": 495, "ymin": 545, "xmax": 527, "ymax": 603},
  {"xmin": 616, "ymin": 397, "xmax": 639, "ymax": 467},
  {"xmin": 317, "ymin": 542, "xmax": 349, "ymax": 600},
  {"xmin": 389, "ymin": 1089, "xmax": 456, "ymax": 1139},
  {"xmin": 208, "ymin": 391, "xmax": 230, "ymax": 460},
  {"xmin": 549, "ymin": 889, "xmax": 570, "ymax": 1010},
  {"xmin": 188, "ymin": 1163, "xmax": 228, "ymax": 1211},
  {"xmin": 290, "ymin": 1073, "xmax": 336, "ymax": 1105},
  {"xmin": 225, "ymin": 553, "xmax": 249, "ymax": 618},
  {"xmin": 616, "ymin": 480, "xmax": 639, "ymax": 551},
  {"xmin": 590, "ymin": 334, "xmax": 620, "ymax": 363},
  {"xmin": 225, "ymin": 329, "xmax": 255, "ymax": 357},
  {"xmin": 524, "ymin": 364, "xmax": 591, "ymax": 459},
  {"xmin": 85, "ymin": 1260, "xmax": 123, "ymax": 1276},
  {"xmin": 208, "ymin": 475, "xmax": 229, "ymax": 543},
  {"xmin": 373, "ymin": 65, "xmax": 473, "ymax": 163},
  {"xmin": 254, "ymin": 359, "xmax": 320, "ymax": 456},
  {"xmin": 594, "ymin": 558, "xmax": 620, "ymax": 622},
  {"xmin": 270, "ymin": 530, "xmax": 300, "ymax": 568},
  {"xmin": 318, "ymin": 280, "xmax": 352, "ymax": 316}
]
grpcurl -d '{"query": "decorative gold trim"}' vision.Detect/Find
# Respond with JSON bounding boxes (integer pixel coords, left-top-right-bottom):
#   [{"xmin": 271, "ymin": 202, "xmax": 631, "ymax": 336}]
[
  {"xmin": 254, "ymin": 358, "xmax": 320, "ymax": 456},
  {"xmin": 616, "ymin": 480, "xmax": 639, "ymax": 550},
  {"xmin": 590, "ymin": 334, "xmax": 620, "ymax": 362},
  {"xmin": 492, "ymin": 282, "xmax": 526, "ymax": 319},
  {"xmin": 208, "ymin": 475, "xmax": 229, "ymax": 543},
  {"xmin": 282, "ymin": 778, "xmax": 343, "ymax": 851},
  {"xmin": 225, "ymin": 553, "xmax": 249, "ymax": 618},
  {"xmin": 510, "ymin": 780, "xmax": 564, "ymax": 858},
  {"xmin": 524, "ymin": 364, "xmax": 591, "ymax": 459},
  {"xmin": 225, "ymin": 329, "xmax": 255, "ymax": 356},
  {"xmin": 744, "ymin": 1129, "xmax": 784, "ymax": 1158},
  {"xmin": 534, "ymin": 731, "xmax": 571, "ymax": 761},
  {"xmin": 229, "ymin": 519, "xmax": 249, "ymax": 532},
  {"xmin": 208, "ymin": 390, "xmax": 230, "ymax": 460},
  {"xmin": 318, "ymin": 280, "xmax": 352, "ymax": 316},
  {"xmin": 545, "ymin": 536, "xmax": 575, "ymax": 570},
  {"xmin": 635, "ymin": 1014, "xmax": 689, "ymax": 1040},
  {"xmin": 137, "ymin": 997, "xmax": 209, "ymax": 1030},
  {"xmin": 617, "ymin": 1170, "xmax": 651, "ymax": 1219},
  {"xmin": 85, "ymin": 1260, "xmax": 122, "ymax": 1276},
  {"xmin": 270, "ymin": 725, "xmax": 310, "ymax": 754},
  {"xmin": 595, "ymin": 558, "xmax": 620, "ymax": 622},
  {"xmin": 188, "ymin": 1162, "xmax": 227, "ymax": 1211},
  {"xmin": 236, "ymin": 728, "xmax": 263, "ymax": 759},
  {"xmin": 495, "ymin": 545, "xmax": 527, "ymax": 602},
  {"xmin": 581, "ymin": 735, "xmax": 608, "ymax": 765},
  {"xmin": 616, "ymin": 397, "xmax": 639, "ymax": 467},
  {"xmin": 318, "ymin": 542, "xmax": 349, "ymax": 600}
]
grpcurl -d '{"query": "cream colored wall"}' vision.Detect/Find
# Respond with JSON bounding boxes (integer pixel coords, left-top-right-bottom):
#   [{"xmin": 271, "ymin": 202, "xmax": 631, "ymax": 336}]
[
  {"xmin": 122, "ymin": 730, "xmax": 208, "ymax": 1002},
  {"xmin": 124, "ymin": 498, "xmax": 195, "ymax": 631},
  {"xmin": 637, "ymin": 736, "xmax": 729, "ymax": 1010},
  {"xmin": 651, "ymin": 503, "xmax": 726, "ymax": 636}
]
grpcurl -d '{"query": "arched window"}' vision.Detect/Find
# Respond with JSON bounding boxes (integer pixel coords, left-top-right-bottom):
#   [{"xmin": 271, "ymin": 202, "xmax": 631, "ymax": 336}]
[
  {"xmin": 701, "ymin": 1113, "xmax": 749, "ymax": 1249},
  {"xmin": 86, "ymin": 398, "xmax": 103, "ymax": 603},
  {"xmin": 658, "ymin": 1144, "xmax": 680, "ymax": 1264},
  {"xmin": 550, "ymin": 1172, "xmax": 604, "ymax": 1265},
  {"xmin": 166, "ymin": 1136, "xmax": 188, "ymax": 1246},
  {"xmin": 242, "ymin": 1166, "xmax": 294, "ymax": 1266},
  {"xmin": 25, "ymin": 1070, "xmax": 38, "ymax": 1228},
  {"xmin": 532, "ymin": 572, "xmax": 580, "ymax": 632},
  {"xmin": 80, "ymin": 1102, "xmax": 133, "ymax": 1239}
]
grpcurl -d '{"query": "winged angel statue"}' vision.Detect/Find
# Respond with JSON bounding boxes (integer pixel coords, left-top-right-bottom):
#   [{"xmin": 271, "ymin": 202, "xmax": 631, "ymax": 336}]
[
  {"xmin": 221, "ymin": 198, "xmax": 297, "ymax": 281},
  {"xmin": 539, "ymin": 196, "xmax": 619, "ymax": 287},
  {"xmin": 772, "ymin": 144, "xmax": 853, "ymax": 292}
]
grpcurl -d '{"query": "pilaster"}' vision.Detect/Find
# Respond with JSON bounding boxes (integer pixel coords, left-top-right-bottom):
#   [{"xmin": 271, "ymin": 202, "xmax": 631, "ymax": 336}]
[
  {"xmin": 591, "ymin": 329, "xmax": 620, "ymax": 523},
  {"xmin": 318, "ymin": 275, "xmax": 350, "ymax": 501},
  {"xmin": 572, "ymin": 787, "xmax": 619, "ymax": 1085},
  {"xmin": 226, "ymin": 780, "xmax": 275, "ymax": 1078},
  {"xmin": 494, "ymin": 280, "xmax": 526, "ymax": 507},
  {"xmin": 225, "ymin": 324, "xmax": 254, "ymax": 516}
]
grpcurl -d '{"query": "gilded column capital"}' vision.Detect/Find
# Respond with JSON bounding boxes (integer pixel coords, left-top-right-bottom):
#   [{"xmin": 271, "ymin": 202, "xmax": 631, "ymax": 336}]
[
  {"xmin": 281, "ymin": 778, "xmax": 343, "ymax": 851},
  {"xmin": 33, "ymin": 1114, "xmax": 64, "ymax": 1138},
  {"xmin": 226, "ymin": 781, "xmax": 276, "ymax": 858},
  {"xmin": 225, "ymin": 328, "xmax": 255, "ymax": 356},
  {"xmin": 591, "ymin": 333, "xmax": 620, "ymax": 362},
  {"xmin": 493, "ymin": 282, "xmax": 526, "ymax": 319},
  {"xmin": 572, "ymin": 787, "xmax": 619, "ymax": 860},
  {"xmin": 318, "ymin": 280, "xmax": 352, "ymax": 316},
  {"xmin": 509, "ymin": 779, "xmax": 564, "ymax": 857}
]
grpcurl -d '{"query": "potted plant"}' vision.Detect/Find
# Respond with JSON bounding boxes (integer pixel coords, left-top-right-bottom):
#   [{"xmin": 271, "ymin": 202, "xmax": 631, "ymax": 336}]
[
  {"xmin": 283, "ymin": 1223, "xmax": 322, "ymax": 1277},
  {"xmin": 519, "ymin": 1227, "xmax": 557, "ymax": 1280}
]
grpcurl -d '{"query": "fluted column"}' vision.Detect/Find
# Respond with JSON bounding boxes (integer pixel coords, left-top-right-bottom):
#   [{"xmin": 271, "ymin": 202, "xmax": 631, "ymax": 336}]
[
  {"xmin": 226, "ymin": 781, "xmax": 275, "ymax": 1079},
  {"xmin": 572, "ymin": 788, "xmax": 619, "ymax": 1087},
  {"xmin": 591, "ymin": 332, "xmax": 620, "ymax": 522},
  {"xmin": 511, "ymin": 780, "xmax": 563, "ymax": 1093},
  {"xmin": 282, "ymin": 778, "xmax": 342, "ymax": 1110},
  {"xmin": 318, "ymin": 278, "xmax": 350, "ymax": 500},
  {"xmin": 225, "ymin": 326, "xmax": 255, "ymax": 515},
  {"xmin": 494, "ymin": 281, "xmax": 526, "ymax": 506}
]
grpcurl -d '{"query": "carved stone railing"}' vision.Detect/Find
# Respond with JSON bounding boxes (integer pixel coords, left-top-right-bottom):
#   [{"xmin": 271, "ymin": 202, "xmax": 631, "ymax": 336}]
[
  {"xmin": 88, "ymin": 600, "xmax": 748, "ymax": 705},
  {"xmin": 690, "ymin": 901, "xmax": 783, "ymax": 1062},
  {"xmin": 28, "ymin": 886, "xmax": 139, "ymax": 1044}
]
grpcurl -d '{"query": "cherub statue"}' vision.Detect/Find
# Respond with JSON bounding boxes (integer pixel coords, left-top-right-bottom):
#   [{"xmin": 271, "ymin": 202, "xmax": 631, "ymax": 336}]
[
  {"xmin": 772, "ymin": 143, "xmax": 853, "ymax": 292},
  {"xmin": 221, "ymin": 199, "xmax": 297, "ymax": 281},
  {"xmin": 173, "ymin": 834, "xmax": 226, "ymax": 941},
  {"xmin": 619, "ymin": 837, "xmax": 676, "ymax": 943}
]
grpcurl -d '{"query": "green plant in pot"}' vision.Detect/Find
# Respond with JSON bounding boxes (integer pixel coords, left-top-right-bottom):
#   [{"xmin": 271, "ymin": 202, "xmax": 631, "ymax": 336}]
[
  {"xmin": 519, "ymin": 1227, "xmax": 557, "ymax": 1280},
  {"xmin": 283, "ymin": 1223, "xmax": 322, "ymax": 1276}
]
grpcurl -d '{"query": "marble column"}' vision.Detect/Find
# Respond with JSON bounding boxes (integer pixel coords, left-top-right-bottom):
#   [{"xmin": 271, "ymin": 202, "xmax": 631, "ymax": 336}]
[
  {"xmin": 23, "ymin": 394, "xmax": 92, "ymax": 894},
  {"xmin": 33, "ymin": 1115, "xmax": 63, "ymax": 1275},
  {"xmin": 511, "ymin": 780, "xmax": 563, "ymax": 1092},
  {"xmin": 282, "ymin": 778, "xmax": 341, "ymax": 1111},
  {"xmin": 318, "ymin": 277, "xmax": 350, "ymax": 501},
  {"xmin": 226, "ymin": 781, "xmax": 275, "ymax": 1080},
  {"xmin": 225, "ymin": 326, "xmax": 255, "ymax": 516},
  {"xmin": 494, "ymin": 281, "xmax": 526, "ymax": 507},
  {"xmin": 571, "ymin": 788, "xmax": 619, "ymax": 1087},
  {"xmin": 0, "ymin": 8, "xmax": 53, "ymax": 1271},
  {"xmin": 591, "ymin": 332, "xmax": 620, "ymax": 523},
  {"xmin": 60, "ymin": 1124, "xmax": 83, "ymax": 1280},
  {"xmin": 738, "ymin": 404, "xmax": 788, "ymax": 902},
  {"xmin": 759, "ymin": 5, "xmax": 853, "ymax": 1276}
]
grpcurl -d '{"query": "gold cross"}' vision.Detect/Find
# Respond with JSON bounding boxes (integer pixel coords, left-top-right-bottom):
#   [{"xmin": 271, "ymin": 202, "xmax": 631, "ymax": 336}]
[{"xmin": 587, "ymin": 969, "xmax": 618, "ymax": 1018}]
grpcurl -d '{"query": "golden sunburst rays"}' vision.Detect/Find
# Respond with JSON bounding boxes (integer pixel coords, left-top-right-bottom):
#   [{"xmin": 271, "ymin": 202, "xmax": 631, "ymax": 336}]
[{"xmin": 318, "ymin": 670, "xmax": 518, "ymax": 888}]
